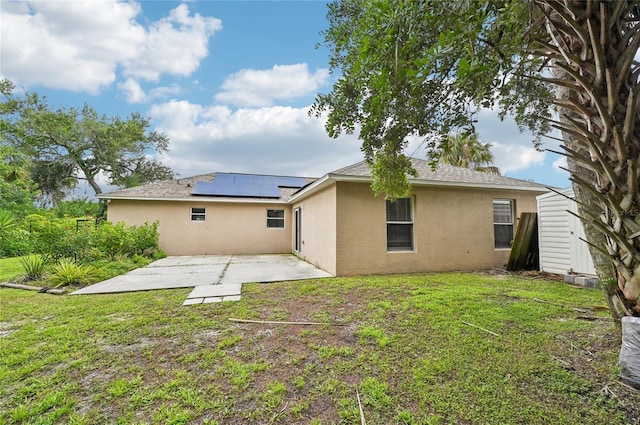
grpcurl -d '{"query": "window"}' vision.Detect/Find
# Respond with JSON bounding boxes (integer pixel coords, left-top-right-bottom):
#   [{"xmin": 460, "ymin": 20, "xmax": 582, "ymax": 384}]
[
  {"xmin": 267, "ymin": 209, "xmax": 285, "ymax": 228},
  {"xmin": 191, "ymin": 207, "xmax": 206, "ymax": 222},
  {"xmin": 386, "ymin": 197, "xmax": 413, "ymax": 251},
  {"xmin": 493, "ymin": 200, "xmax": 514, "ymax": 248}
]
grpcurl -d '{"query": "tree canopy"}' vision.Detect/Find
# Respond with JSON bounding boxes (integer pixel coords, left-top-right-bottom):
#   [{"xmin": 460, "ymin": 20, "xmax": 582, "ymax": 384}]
[
  {"xmin": 0, "ymin": 145, "xmax": 37, "ymax": 217},
  {"xmin": 434, "ymin": 132, "xmax": 497, "ymax": 173},
  {"xmin": 0, "ymin": 79, "xmax": 176, "ymax": 204},
  {"xmin": 311, "ymin": 0, "xmax": 552, "ymax": 197}
]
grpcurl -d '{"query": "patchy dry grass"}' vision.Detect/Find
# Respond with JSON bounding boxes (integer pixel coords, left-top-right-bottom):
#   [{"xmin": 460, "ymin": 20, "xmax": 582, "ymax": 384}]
[{"xmin": 1, "ymin": 273, "xmax": 638, "ymax": 424}]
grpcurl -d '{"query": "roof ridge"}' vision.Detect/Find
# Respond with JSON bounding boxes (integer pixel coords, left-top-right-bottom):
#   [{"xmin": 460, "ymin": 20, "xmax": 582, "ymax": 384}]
[
  {"xmin": 327, "ymin": 156, "xmax": 549, "ymax": 189},
  {"xmin": 329, "ymin": 159, "xmax": 368, "ymax": 175}
]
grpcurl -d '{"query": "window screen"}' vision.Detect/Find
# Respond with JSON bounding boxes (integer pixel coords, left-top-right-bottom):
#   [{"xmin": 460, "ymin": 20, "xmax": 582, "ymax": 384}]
[
  {"xmin": 386, "ymin": 198, "xmax": 413, "ymax": 251},
  {"xmin": 191, "ymin": 207, "xmax": 206, "ymax": 222},
  {"xmin": 267, "ymin": 209, "xmax": 285, "ymax": 228},
  {"xmin": 493, "ymin": 200, "xmax": 514, "ymax": 248}
]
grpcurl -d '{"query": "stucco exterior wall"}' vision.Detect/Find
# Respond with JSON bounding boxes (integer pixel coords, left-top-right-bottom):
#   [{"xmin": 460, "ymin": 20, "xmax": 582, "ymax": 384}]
[
  {"xmin": 106, "ymin": 200, "xmax": 292, "ymax": 255},
  {"xmin": 290, "ymin": 184, "xmax": 337, "ymax": 275},
  {"xmin": 333, "ymin": 182, "xmax": 543, "ymax": 276}
]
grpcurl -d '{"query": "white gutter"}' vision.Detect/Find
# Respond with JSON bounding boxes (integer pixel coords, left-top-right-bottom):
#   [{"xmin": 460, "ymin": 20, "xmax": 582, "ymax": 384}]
[{"xmin": 98, "ymin": 195, "xmax": 288, "ymax": 204}]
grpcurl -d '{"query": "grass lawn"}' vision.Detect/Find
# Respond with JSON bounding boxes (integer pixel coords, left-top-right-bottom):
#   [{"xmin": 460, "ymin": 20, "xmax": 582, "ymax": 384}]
[
  {"xmin": 0, "ymin": 256, "xmax": 28, "ymax": 282},
  {"xmin": 1, "ymin": 272, "xmax": 639, "ymax": 424}
]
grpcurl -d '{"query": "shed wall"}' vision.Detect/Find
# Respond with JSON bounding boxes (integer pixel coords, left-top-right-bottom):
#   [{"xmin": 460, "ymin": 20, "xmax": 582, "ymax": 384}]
[{"xmin": 537, "ymin": 189, "xmax": 596, "ymax": 275}]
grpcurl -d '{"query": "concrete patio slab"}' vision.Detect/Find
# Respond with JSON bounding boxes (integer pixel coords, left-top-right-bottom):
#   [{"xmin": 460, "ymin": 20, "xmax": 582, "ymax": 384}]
[
  {"xmin": 222, "ymin": 255, "xmax": 333, "ymax": 284},
  {"xmin": 126, "ymin": 264, "xmax": 225, "ymax": 277},
  {"xmin": 148, "ymin": 255, "xmax": 233, "ymax": 268},
  {"xmin": 71, "ymin": 254, "xmax": 332, "ymax": 298},
  {"xmin": 71, "ymin": 271, "xmax": 218, "ymax": 294}
]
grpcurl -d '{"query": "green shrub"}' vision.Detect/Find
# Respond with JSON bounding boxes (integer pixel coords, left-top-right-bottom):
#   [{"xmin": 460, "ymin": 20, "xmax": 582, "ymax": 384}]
[
  {"xmin": 150, "ymin": 249, "xmax": 167, "ymax": 260},
  {"xmin": 0, "ymin": 210, "xmax": 25, "ymax": 257},
  {"xmin": 49, "ymin": 258, "xmax": 97, "ymax": 288},
  {"xmin": 93, "ymin": 222, "xmax": 134, "ymax": 259},
  {"xmin": 26, "ymin": 214, "xmax": 84, "ymax": 259},
  {"xmin": 91, "ymin": 257, "xmax": 151, "ymax": 281},
  {"xmin": 0, "ymin": 228, "xmax": 33, "ymax": 257},
  {"xmin": 19, "ymin": 255, "xmax": 48, "ymax": 281},
  {"xmin": 130, "ymin": 221, "xmax": 160, "ymax": 255},
  {"xmin": 0, "ymin": 210, "xmax": 17, "ymax": 236}
]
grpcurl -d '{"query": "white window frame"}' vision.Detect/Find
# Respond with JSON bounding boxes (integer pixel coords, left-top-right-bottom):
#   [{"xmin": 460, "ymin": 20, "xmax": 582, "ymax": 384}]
[
  {"xmin": 191, "ymin": 207, "xmax": 206, "ymax": 222},
  {"xmin": 386, "ymin": 197, "xmax": 414, "ymax": 252},
  {"xmin": 266, "ymin": 209, "xmax": 285, "ymax": 229},
  {"xmin": 493, "ymin": 199, "xmax": 514, "ymax": 249}
]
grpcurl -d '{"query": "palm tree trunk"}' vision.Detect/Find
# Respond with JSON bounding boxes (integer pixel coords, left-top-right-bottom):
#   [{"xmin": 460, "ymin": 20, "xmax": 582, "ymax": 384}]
[{"xmin": 535, "ymin": 1, "xmax": 640, "ymax": 318}]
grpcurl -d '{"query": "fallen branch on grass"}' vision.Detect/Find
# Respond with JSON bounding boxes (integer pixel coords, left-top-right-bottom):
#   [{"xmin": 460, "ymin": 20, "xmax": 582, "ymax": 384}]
[
  {"xmin": 533, "ymin": 298, "xmax": 588, "ymax": 313},
  {"xmin": 356, "ymin": 388, "xmax": 366, "ymax": 425},
  {"xmin": 0, "ymin": 282, "xmax": 66, "ymax": 295},
  {"xmin": 268, "ymin": 401, "xmax": 288, "ymax": 424},
  {"xmin": 461, "ymin": 321, "xmax": 499, "ymax": 337},
  {"xmin": 228, "ymin": 318, "xmax": 347, "ymax": 326}
]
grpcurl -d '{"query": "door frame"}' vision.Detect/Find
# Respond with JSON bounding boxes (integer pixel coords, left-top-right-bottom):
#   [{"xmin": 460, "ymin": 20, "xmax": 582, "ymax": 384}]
[{"xmin": 294, "ymin": 207, "xmax": 302, "ymax": 253}]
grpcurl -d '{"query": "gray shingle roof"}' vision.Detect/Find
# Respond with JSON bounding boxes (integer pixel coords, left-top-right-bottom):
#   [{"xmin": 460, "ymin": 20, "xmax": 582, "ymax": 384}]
[
  {"xmin": 99, "ymin": 173, "xmax": 317, "ymax": 202},
  {"xmin": 100, "ymin": 157, "xmax": 549, "ymax": 202},
  {"xmin": 330, "ymin": 158, "xmax": 550, "ymax": 190}
]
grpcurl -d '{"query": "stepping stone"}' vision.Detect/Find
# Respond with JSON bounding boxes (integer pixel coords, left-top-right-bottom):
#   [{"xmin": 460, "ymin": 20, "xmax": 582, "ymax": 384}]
[
  {"xmin": 203, "ymin": 297, "xmax": 223, "ymax": 304},
  {"xmin": 186, "ymin": 283, "xmax": 242, "ymax": 299}
]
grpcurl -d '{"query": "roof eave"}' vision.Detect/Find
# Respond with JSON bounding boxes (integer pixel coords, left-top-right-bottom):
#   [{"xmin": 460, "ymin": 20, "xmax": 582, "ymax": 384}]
[
  {"xmin": 406, "ymin": 179, "xmax": 554, "ymax": 192},
  {"xmin": 287, "ymin": 174, "xmax": 334, "ymax": 203},
  {"xmin": 99, "ymin": 195, "xmax": 289, "ymax": 204},
  {"xmin": 288, "ymin": 173, "xmax": 550, "ymax": 202}
]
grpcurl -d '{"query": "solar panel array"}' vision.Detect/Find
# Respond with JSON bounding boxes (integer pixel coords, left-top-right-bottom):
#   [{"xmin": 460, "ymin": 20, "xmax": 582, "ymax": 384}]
[{"xmin": 191, "ymin": 173, "xmax": 306, "ymax": 198}]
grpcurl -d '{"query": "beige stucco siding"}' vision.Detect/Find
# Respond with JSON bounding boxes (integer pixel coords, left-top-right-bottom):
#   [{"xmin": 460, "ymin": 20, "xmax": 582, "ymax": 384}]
[
  {"xmin": 106, "ymin": 200, "xmax": 292, "ymax": 255},
  {"xmin": 291, "ymin": 184, "xmax": 337, "ymax": 275},
  {"xmin": 334, "ymin": 182, "xmax": 543, "ymax": 276}
]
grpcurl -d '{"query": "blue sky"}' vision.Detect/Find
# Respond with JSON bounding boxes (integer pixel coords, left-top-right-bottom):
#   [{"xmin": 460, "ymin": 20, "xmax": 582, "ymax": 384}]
[{"xmin": 0, "ymin": 0, "xmax": 570, "ymax": 197}]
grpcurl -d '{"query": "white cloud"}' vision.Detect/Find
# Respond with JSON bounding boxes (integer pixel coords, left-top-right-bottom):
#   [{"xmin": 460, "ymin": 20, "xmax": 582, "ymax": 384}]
[
  {"xmin": 214, "ymin": 64, "xmax": 330, "ymax": 107},
  {"xmin": 122, "ymin": 4, "xmax": 222, "ymax": 81},
  {"xmin": 553, "ymin": 156, "xmax": 568, "ymax": 173},
  {"xmin": 474, "ymin": 108, "xmax": 549, "ymax": 174},
  {"xmin": 0, "ymin": 1, "xmax": 221, "ymax": 93},
  {"xmin": 118, "ymin": 78, "xmax": 147, "ymax": 103},
  {"xmin": 490, "ymin": 142, "xmax": 545, "ymax": 173},
  {"xmin": 118, "ymin": 79, "xmax": 182, "ymax": 104},
  {"xmin": 149, "ymin": 100, "xmax": 363, "ymax": 178}
]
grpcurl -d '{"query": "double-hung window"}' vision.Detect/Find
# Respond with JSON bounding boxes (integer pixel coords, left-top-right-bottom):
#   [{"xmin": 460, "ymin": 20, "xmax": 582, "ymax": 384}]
[
  {"xmin": 191, "ymin": 207, "xmax": 206, "ymax": 222},
  {"xmin": 493, "ymin": 200, "xmax": 514, "ymax": 248},
  {"xmin": 386, "ymin": 197, "xmax": 414, "ymax": 251},
  {"xmin": 266, "ymin": 209, "xmax": 285, "ymax": 228}
]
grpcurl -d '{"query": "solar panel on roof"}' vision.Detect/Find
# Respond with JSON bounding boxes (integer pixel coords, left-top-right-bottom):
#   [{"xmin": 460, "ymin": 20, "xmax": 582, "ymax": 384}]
[
  {"xmin": 191, "ymin": 181, "xmax": 218, "ymax": 196},
  {"xmin": 274, "ymin": 176, "xmax": 306, "ymax": 187},
  {"xmin": 213, "ymin": 173, "xmax": 235, "ymax": 183},
  {"xmin": 259, "ymin": 185, "xmax": 282, "ymax": 197},
  {"xmin": 190, "ymin": 173, "xmax": 305, "ymax": 198}
]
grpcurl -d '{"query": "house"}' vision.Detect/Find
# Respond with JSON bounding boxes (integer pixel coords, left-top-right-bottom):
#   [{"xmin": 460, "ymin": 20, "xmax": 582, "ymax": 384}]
[
  {"xmin": 99, "ymin": 158, "xmax": 550, "ymax": 276},
  {"xmin": 537, "ymin": 188, "xmax": 597, "ymax": 276}
]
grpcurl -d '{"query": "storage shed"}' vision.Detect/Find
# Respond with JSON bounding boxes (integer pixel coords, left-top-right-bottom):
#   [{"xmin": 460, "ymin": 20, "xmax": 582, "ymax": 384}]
[{"xmin": 536, "ymin": 188, "xmax": 596, "ymax": 276}]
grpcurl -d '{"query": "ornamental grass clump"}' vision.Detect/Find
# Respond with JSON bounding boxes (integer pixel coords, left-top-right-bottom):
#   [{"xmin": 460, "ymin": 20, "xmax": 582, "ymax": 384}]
[
  {"xmin": 18, "ymin": 255, "xmax": 48, "ymax": 281},
  {"xmin": 49, "ymin": 258, "xmax": 97, "ymax": 288}
]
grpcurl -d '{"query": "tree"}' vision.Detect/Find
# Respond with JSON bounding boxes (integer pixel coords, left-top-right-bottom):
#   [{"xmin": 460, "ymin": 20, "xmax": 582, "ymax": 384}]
[
  {"xmin": 312, "ymin": 1, "xmax": 640, "ymax": 318},
  {"xmin": 0, "ymin": 145, "xmax": 38, "ymax": 219},
  {"xmin": 435, "ymin": 132, "xmax": 498, "ymax": 173},
  {"xmin": 0, "ymin": 79, "xmax": 176, "ymax": 203}
]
